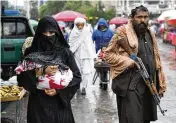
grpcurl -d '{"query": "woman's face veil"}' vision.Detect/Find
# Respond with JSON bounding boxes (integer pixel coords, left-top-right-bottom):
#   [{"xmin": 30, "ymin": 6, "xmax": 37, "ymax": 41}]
[{"xmin": 26, "ymin": 16, "xmax": 69, "ymax": 55}]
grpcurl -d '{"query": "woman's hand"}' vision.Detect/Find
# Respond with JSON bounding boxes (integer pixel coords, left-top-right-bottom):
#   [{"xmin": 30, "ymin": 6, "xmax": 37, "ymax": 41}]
[
  {"xmin": 45, "ymin": 89, "xmax": 57, "ymax": 96},
  {"xmin": 45, "ymin": 65, "xmax": 58, "ymax": 75}
]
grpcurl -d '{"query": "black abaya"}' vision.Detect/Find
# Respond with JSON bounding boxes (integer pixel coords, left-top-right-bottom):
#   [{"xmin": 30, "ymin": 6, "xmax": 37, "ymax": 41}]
[
  {"xmin": 17, "ymin": 16, "xmax": 82, "ymax": 123},
  {"xmin": 17, "ymin": 49, "xmax": 81, "ymax": 123}
]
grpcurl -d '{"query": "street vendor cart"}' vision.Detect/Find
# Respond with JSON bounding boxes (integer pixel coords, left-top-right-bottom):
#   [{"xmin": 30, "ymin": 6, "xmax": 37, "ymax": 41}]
[
  {"xmin": 93, "ymin": 60, "xmax": 110, "ymax": 90},
  {"xmin": 1, "ymin": 84, "xmax": 26, "ymax": 123}
]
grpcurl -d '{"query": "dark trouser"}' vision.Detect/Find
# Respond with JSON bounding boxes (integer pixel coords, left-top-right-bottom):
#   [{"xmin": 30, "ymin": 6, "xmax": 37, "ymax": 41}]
[{"xmin": 116, "ymin": 78, "xmax": 157, "ymax": 123}]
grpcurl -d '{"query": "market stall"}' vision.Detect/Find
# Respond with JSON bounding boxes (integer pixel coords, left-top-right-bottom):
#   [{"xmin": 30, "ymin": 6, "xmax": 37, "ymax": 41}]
[
  {"xmin": 171, "ymin": 33, "xmax": 176, "ymax": 46},
  {"xmin": 1, "ymin": 78, "xmax": 26, "ymax": 123}
]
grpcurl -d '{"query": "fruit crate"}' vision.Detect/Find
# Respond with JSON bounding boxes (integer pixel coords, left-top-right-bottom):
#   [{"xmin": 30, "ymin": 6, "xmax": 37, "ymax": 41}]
[{"xmin": 0, "ymin": 87, "xmax": 26, "ymax": 102}]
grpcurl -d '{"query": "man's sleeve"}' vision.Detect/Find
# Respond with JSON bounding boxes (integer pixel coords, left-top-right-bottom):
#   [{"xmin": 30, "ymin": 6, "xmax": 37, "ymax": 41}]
[{"xmin": 104, "ymin": 29, "xmax": 134, "ymax": 71}]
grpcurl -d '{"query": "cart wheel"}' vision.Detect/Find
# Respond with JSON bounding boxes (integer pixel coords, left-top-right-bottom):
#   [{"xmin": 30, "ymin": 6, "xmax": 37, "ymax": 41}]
[{"xmin": 102, "ymin": 84, "xmax": 108, "ymax": 90}]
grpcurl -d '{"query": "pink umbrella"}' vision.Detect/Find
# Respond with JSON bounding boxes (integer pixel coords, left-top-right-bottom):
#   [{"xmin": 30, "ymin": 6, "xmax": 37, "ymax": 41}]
[
  {"xmin": 109, "ymin": 17, "xmax": 128, "ymax": 25},
  {"xmin": 53, "ymin": 10, "xmax": 87, "ymax": 22}
]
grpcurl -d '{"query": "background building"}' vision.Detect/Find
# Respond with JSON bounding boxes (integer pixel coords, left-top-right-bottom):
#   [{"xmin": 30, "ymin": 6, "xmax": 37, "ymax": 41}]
[{"xmin": 100, "ymin": 0, "xmax": 175, "ymax": 17}]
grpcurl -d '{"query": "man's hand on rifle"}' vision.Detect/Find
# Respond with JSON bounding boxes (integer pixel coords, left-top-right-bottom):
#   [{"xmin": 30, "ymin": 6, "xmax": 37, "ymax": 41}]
[
  {"xmin": 129, "ymin": 54, "xmax": 138, "ymax": 68},
  {"xmin": 159, "ymin": 93, "xmax": 164, "ymax": 98},
  {"xmin": 130, "ymin": 54, "xmax": 137, "ymax": 60},
  {"xmin": 159, "ymin": 90, "xmax": 165, "ymax": 98},
  {"xmin": 128, "ymin": 60, "xmax": 136, "ymax": 69}
]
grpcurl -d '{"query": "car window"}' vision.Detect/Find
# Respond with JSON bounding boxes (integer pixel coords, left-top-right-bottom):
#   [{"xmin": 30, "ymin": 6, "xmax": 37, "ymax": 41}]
[
  {"xmin": 17, "ymin": 22, "xmax": 26, "ymax": 35},
  {"xmin": 1, "ymin": 19, "xmax": 27, "ymax": 38},
  {"xmin": 3, "ymin": 22, "xmax": 16, "ymax": 36}
]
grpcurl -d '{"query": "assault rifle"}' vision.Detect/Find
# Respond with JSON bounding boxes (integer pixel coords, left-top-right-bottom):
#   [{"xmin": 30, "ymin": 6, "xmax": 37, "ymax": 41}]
[{"xmin": 117, "ymin": 37, "xmax": 167, "ymax": 116}]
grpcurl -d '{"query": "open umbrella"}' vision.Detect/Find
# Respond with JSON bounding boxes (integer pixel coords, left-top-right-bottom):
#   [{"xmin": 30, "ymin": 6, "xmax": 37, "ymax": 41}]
[
  {"xmin": 157, "ymin": 10, "xmax": 176, "ymax": 23},
  {"xmin": 53, "ymin": 10, "xmax": 87, "ymax": 22},
  {"xmin": 109, "ymin": 17, "xmax": 128, "ymax": 25}
]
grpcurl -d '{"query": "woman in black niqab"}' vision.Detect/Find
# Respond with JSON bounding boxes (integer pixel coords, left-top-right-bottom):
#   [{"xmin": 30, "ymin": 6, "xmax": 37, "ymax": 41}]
[
  {"xmin": 17, "ymin": 16, "xmax": 81, "ymax": 123},
  {"xmin": 24, "ymin": 16, "xmax": 70, "ymax": 67},
  {"xmin": 26, "ymin": 16, "xmax": 69, "ymax": 53}
]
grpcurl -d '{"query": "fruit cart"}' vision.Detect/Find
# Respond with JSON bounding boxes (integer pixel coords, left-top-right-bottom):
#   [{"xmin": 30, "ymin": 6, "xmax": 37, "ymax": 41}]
[{"xmin": 1, "ymin": 85, "xmax": 26, "ymax": 123}]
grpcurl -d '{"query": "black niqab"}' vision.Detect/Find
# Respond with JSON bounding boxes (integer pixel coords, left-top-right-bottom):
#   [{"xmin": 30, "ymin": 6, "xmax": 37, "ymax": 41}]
[
  {"xmin": 23, "ymin": 16, "xmax": 70, "ymax": 69},
  {"xmin": 25, "ymin": 16, "xmax": 69, "ymax": 54}
]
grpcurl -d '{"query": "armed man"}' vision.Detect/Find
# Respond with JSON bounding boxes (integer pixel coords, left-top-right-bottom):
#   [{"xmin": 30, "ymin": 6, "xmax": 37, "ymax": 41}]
[{"xmin": 104, "ymin": 5, "xmax": 167, "ymax": 123}]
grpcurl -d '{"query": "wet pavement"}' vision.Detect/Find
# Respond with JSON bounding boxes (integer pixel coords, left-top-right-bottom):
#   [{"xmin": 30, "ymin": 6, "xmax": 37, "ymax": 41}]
[{"xmin": 1, "ymin": 38, "xmax": 176, "ymax": 123}]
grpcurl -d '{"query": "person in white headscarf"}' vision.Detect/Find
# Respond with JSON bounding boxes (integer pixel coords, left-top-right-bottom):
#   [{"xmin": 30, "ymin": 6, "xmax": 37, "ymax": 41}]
[{"xmin": 69, "ymin": 17, "xmax": 96, "ymax": 95}]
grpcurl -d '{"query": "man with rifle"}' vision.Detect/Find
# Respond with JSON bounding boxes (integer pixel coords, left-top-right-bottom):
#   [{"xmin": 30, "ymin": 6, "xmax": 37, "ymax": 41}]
[{"xmin": 104, "ymin": 5, "xmax": 167, "ymax": 123}]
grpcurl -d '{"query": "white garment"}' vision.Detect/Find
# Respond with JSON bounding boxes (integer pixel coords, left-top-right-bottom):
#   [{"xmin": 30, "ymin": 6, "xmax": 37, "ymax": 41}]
[
  {"xmin": 81, "ymin": 72, "xmax": 91, "ymax": 89},
  {"xmin": 37, "ymin": 69, "xmax": 73, "ymax": 90},
  {"xmin": 109, "ymin": 24, "xmax": 116, "ymax": 32},
  {"xmin": 69, "ymin": 22, "xmax": 95, "ymax": 59},
  {"xmin": 69, "ymin": 18, "xmax": 96, "ymax": 88},
  {"xmin": 15, "ymin": 60, "xmax": 73, "ymax": 90},
  {"xmin": 86, "ymin": 23, "xmax": 93, "ymax": 34},
  {"xmin": 96, "ymin": 49, "xmax": 101, "ymax": 58}
]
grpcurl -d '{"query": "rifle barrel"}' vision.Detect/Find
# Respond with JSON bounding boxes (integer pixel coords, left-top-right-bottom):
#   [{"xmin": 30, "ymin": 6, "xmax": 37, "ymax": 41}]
[{"xmin": 135, "ymin": 57, "xmax": 167, "ymax": 116}]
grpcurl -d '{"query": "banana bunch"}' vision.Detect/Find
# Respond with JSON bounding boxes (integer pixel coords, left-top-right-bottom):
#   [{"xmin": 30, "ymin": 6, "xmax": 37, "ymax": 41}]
[{"xmin": 0, "ymin": 85, "xmax": 21, "ymax": 98}]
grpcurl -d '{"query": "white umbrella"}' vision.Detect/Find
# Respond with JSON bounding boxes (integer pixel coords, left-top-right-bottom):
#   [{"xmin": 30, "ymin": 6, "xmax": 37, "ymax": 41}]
[{"xmin": 157, "ymin": 9, "xmax": 176, "ymax": 22}]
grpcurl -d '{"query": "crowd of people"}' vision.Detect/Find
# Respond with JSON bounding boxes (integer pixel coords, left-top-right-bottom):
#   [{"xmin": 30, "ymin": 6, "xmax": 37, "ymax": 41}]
[{"xmin": 16, "ymin": 5, "xmax": 167, "ymax": 123}]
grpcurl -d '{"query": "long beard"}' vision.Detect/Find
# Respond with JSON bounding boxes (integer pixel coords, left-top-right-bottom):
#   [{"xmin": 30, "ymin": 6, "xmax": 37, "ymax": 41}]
[{"xmin": 133, "ymin": 21, "xmax": 148, "ymax": 35}]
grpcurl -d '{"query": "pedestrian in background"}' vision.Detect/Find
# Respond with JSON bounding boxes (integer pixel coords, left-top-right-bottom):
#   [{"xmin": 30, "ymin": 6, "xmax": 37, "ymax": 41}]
[
  {"xmin": 69, "ymin": 17, "xmax": 95, "ymax": 95},
  {"xmin": 92, "ymin": 18, "xmax": 114, "ymax": 53},
  {"xmin": 60, "ymin": 26, "xmax": 69, "ymax": 42},
  {"xmin": 104, "ymin": 5, "xmax": 166, "ymax": 123},
  {"xmin": 17, "ymin": 16, "xmax": 81, "ymax": 123}
]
